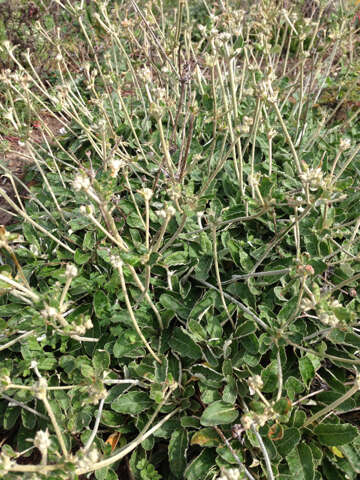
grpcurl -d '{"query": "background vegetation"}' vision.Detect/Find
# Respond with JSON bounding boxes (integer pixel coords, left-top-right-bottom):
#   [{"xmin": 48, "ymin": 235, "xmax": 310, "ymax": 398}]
[{"xmin": 1, "ymin": 0, "xmax": 360, "ymax": 479}]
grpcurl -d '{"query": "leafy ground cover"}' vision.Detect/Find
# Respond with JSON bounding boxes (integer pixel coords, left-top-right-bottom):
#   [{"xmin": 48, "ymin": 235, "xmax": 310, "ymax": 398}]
[{"xmin": 1, "ymin": 0, "xmax": 360, "ymax": 479}]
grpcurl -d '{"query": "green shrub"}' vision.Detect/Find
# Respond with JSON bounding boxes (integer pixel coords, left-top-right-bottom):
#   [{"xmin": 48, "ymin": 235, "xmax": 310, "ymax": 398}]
[{"xmin": 1, "ymin": 0, "xmax": 360, "ymax": 479}]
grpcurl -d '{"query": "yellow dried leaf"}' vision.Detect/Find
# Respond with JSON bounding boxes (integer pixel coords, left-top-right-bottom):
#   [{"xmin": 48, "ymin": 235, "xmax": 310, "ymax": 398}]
[{"xmin": 105, "ymin": 432, "xmax": 121, "ymax": 452}]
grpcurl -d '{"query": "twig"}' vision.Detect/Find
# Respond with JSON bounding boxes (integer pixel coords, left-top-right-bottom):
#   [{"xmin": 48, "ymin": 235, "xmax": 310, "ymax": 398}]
[
  {"xmin": 251, "ymin": 426, "xmax": 275, "ymax": 480},
  {"xmin": 1, "ymin": 393, "xmax": 48, "ymax": 420},
  {"xmin": 214, "ymin": 426, "xmax": 256, "ymax": 480},
  {"xmin": 84, "ymin": 397, "xmax": 106, "ymax": 452},
  {"xmin": 193, "ymin": 277, "xmax": 269, "ymax": 331}
]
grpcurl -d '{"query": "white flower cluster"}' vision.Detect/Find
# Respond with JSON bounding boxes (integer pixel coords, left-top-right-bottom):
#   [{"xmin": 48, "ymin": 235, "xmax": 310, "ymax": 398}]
[
  {"xmin": 299, "ymin": 167, "xmax": 326, "ymax": 191},
  {"xmin": 319, "ymin": 312, "xmax": 338, "ymax": 328},
  {"xmin": 32, "ymin": 377, "xmax": 48, "ymax": 401},
  {"xmin": 149, "ymin": 102, "xmax": 163, "ymax": 120},
  {"xmin": 65, "ymin": 264, "xmax": 78, "ymax": 279},
  {"xmin": 72, "ymin": 316, "xmax": 93, "ymax": 336},
  {"xmin": 110, "ymin": 255, "xmax": 123, "ymax": 269},
  {"xmin": 109, "ymin": 158, "xmax": 126, "ymax": 178},
  {"xmin": 157, "ymin": 206, "xmax": 176, "ymax": 219},
  {"xmin": 34, "ymin": 430, "xmax": 51, "ymax": 452},
  {"xmin": 73, "ymin": 172, "xmax": 91, "ymax": 192},
  {"xmin": 248, "ymin": 374, "xmax": 264, "ymax": 395},
  {"xmin": 339, "ymin": 138, "xmax": 351, "ymax": 151},
  {"xmin": 79, "ymin": 204, "xmax": 95, "ymax": 216},
  {"xmin": 0, "ymin": 372, "xmax": 11, "ymax": 391},
  {"xmin": 139, "ymin": 188, "xmax": 153, "ymax": 202},
  {"xmin": 247, "ymin": 173, "xmax": 261, "ymax": 188},
  {"xmin": 41, "ymin": 305, "xmax": 59, "ymax": 319},
  {"xmin": 300, "ymin": 297, "xmax": 316, "ymax": 312},
  {"xmin": 87, "ymin": 383, "xmax": 107, "ymax": 405},
  {"xmin": 258, "ymin": 79, "xmax": 278, "ymax": 104},
  {"xmin": 267, "ymin": 128, "xmax": 277, "ymax": 140},
  {"xmin": 241, "ymin": 404, "xmax": 277, "ymax": 431},
  {"xmin": 217, "ymin": 468, "xmax": 243, "ymax": 480},
  {"xmin": 238, "ymin": 115, "xmax": 253, "ymax": 134},
  {"xmin": 76, "ymin": 448, "xmax": 99, "ymax": 470}
]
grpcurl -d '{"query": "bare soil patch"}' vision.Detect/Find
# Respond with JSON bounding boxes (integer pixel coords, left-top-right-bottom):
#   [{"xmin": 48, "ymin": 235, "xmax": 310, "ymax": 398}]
[{"xmin": 0, "ymin": 113, "xmax": 64, "ymax": 226}]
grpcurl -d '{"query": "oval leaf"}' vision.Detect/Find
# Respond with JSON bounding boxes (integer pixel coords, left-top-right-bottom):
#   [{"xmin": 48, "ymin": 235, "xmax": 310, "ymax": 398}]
[
  {"xmin": 169, "ymin": 327, "xmax": 202, "ymax": 360},
  {"xmin": 286, "ymin": 443, "xmax": 314, "ymax": 480},
  {"xmin": 169, "ymin": 429, "xmax": 189, "ymax": 478},
  {"xmin": 111, "ymin": 391, "xmax": 152, "ymax": 415},
  {"xmin": 276, "ymin": 427, "xmax": 301, "ymax": 457},
  {"xmin": 200, "ymin": 400, "xmax": 238, "ymax": 426},
  {"xmin": 314, "ymin": 423, "xmax": 358, "ymax": 446},
  {"xmin": 191, "ymin": 428, "xmax": 221, "ymax": 447},
  {"xmin": 184, "ymin": 449, "xmax": 216, "ymax": 480}
]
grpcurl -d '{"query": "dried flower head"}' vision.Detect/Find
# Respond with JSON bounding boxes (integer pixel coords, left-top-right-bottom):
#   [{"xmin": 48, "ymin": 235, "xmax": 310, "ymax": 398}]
[
  {"xmin": 73, "ymin": 172, "xmax": 91, "ymax": 192},
  {"xmin": 65, "ymin": 264, "xmax": 78, "ymax": 279},
  {"xmin": 248, "ymin": 374, "xmax": 264, "ymax": 395},
  {"xmin": 299, "ymin": 166, "xmax": 325, "ymax": 191},
  {"xmin": 34, "ymin": 430, "xmax": 51, "ymax": 452}
]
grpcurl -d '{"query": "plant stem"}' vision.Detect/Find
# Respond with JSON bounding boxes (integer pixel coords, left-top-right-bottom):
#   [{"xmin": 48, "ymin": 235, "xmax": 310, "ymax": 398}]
[
  {"xmin": 211, "ymin": 224, "xmax": 235, "ymax": 328},
  {"xmin": 303, "ymin": 380, "xmax": 360, "ymax": 428},
  {"xmin": 193, "ymin": 277, "xmax": 269, "ymax": 331},
  {"xmin": 84, "ymin": 397, "xmax": 106, "ymax": 452},
  {"xmin": 214, "ymin": 426, "xmax": 256, "ymax": 480},
  {"xmin": 251, "ymin": 425, "xmax": 275, "ymax": 480},
  {"xmin": 117, "ymin": 263, "xmax": 161, "ymax": 363}
]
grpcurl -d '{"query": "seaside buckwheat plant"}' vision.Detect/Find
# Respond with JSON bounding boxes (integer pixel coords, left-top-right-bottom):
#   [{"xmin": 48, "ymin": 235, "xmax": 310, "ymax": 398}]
[{"xmin": 1, "ymin": 0, "xmax": 360, "ymax": 478}]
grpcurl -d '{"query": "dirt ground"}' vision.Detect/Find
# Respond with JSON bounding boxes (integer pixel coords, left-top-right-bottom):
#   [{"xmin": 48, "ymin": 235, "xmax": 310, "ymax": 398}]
[{"xmin": 0, "ymin": 113, "xmax": 64, "ymax": 226}]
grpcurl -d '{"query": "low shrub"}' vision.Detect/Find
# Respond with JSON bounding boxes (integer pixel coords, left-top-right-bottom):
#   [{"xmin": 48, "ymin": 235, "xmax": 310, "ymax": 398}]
[{"xmin": 1, "ymin": 0, "xmax": 360, "ymax": 479}]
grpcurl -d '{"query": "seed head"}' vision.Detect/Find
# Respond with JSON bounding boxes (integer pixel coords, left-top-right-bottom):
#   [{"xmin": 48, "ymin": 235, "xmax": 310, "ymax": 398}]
[
  {"xmin": 65, "ymin": 264, "xmax": 78, "ymax": 279},
  {"xmin": 34, "ymin": 430, "xmax": 51, "ymax": 452}
]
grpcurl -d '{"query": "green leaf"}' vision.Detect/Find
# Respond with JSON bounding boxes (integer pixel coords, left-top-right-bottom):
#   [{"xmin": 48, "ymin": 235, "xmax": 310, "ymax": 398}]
[
  {"xmin": 101, "ymin": 411, "xmax": 124, "ymax": 427},
  {"xmin": 93, "ymin": 291, "xmax": 109, "ymax": 319},
  {"xmin": 316, "ymin": 391, "xmax": 355, "ymax": 412},
  {"xmin": 169, "ymin": 327, "xmax": 202, "ymax": 360},
  {"xmin": 190, "ymin": 428, "xmax": 221, "ymax": 447},
  {"xmin": 278, "ymin": 296, "xmax": 299, "ymax": 323},
  {"xmin": 314, "ymin": 423, "xmax": 358, "ymax": 446},
  {"xmin": 74, "ymin": 249, "xmax": 91, "ymax": 265},
  {"xmin": 168, "ymin": 429, "xmax": 189, "ymax": 478},
  {"xmin": 261, "ymin": 360, "xmax": 278, "ymax": 393},
  {"xmin": 340, "ymin": 443, "xmax": 360, "ymax": 473},
  {"xmin": 322, "ymin": 457, "xmax": 344, "ymax": 480},
  {"xmin": 184, "ymin": 449, "xmax": 216, "ymax": 480},
  {"xmin": 3, "ymin": 407, "xmax": 19, "ymax": 430},
  {"xmin": 200, "ymin": 400, "xmax": 238, "ymax": 426},
  {"xmin": 181, "ymin": 416, "xmax": 200, "ymax": 428},
  {"xmin": 286, "ymin": 443, "xmax": 314, "ymax": 480},
  {"xmin": 92, "ymin": 350, "xmax": 110, "ymax": 371},
  {"xmin": 239, "ymin": 333, "xmax": 259, "ymax": 355},
  {"xmin": 276, "ymin": 428, "xmax": 301, "ymax": 457},
  {"xmin": 159, "ymin": 294, "xmax": 191, "ymax": 319},
  {"xmin": 216, "ymin": 440, "xmax": 244, "ymax": 464},
  {"xmin": 299, "ymin": 356, "xmax": 315, "ymax": 387},
  {"xmin": 162, "ymin": 250, "xmax": 188, "ymax": 266},
  {"xmin": 285, "ymin": 377, "xmax": 304, "ymax": 401},
  {"xmin": 191, "ymin": 364, "xmax": 223, "ymax": 388},
  {"xmin": 111, "ymin": 392, "xmax": 152, "ymax": 415},
  {"xmin": 95, "ymin": 467, "xmax": 117, "ymax": 480},
  {"xmin": 235, "ymin": 320, "xmax": 257, "ymax": 338},
  {"xmin": 21, "ymin": 408, "xmax": 37, "ymax": 430}
]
